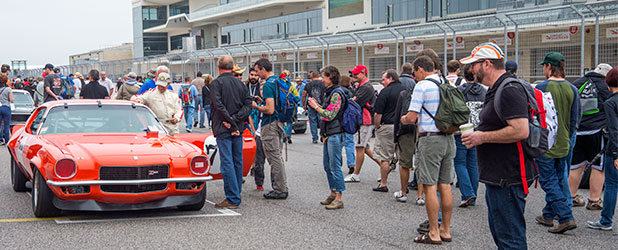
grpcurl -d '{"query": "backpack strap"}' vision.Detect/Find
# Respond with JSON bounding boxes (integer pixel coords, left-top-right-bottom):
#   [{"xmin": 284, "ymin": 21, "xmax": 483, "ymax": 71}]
[
  {"xmin": 494, "ymin": 77, "xmax": 534, "ymax": 122},
  {"xmin": 461, "ymin": 83, "xmax": 474, "ymax": 98},
  {"xmin": 516, "ymin": 141, "xmax": 530, "ymax": 194},
  {"xmin": 455, "ymin": 77, "xmax": 463, "ymax": 87},
  {"xmin": 420, "ymin": 78, "xmax": 442, "ymax": 121}
]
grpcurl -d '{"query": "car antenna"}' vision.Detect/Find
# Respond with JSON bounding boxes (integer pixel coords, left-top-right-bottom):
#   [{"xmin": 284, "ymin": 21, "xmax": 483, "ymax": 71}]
[
  {"xmin": 63, "ymin": 102, "xmax": 68, "ymax": 109},
  {"xmin": 97, "ymin": 100, "xmax": 102, "ymax": 108}
]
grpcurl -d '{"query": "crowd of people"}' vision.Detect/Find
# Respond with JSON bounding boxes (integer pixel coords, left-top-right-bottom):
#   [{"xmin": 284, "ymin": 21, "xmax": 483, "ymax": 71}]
[{"xmin": 6, "ymin": 40, "xmax": 618, "ymax": 248}]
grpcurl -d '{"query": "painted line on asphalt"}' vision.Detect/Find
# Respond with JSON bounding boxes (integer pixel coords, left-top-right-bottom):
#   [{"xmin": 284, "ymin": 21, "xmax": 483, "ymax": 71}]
[
  {"xmin": 0, "ymin": 217, "xmax": 72, "ymax": 223},
  {"xmin": 53, "ymin": 199, "xmax": 241, "ymax": 224}
]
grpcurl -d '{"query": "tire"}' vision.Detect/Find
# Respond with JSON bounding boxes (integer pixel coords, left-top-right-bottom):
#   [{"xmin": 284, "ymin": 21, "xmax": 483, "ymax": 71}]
[
  {"xmin": 177, "ymin": 185, "xmax": 207, "ymax": 211},
  {"xmin": 32, "ymin": 169, "xmax": 61, "ymax": 217},
  {"xmin": 11, "ymin": 157, "xmax": 28, "ymax": 192}
]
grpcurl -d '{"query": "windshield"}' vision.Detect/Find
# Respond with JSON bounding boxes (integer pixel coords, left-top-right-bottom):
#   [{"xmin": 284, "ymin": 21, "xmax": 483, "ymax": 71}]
[
  {"xmin": 13, "ymin": 92, "xmax": 34, "ymax": 108},
  {"xmin": 38, "ymin": 104, "xmax": 167, "ymax": 135}
]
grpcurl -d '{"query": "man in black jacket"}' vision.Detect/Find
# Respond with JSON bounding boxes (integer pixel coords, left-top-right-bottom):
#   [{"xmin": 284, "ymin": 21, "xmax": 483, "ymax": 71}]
[
  {"xmin": 210, "ymin": 55, "xmax": 253, "ymax": 209},
  {"xmin": 569, "ymin": 63, "xmax": 612, "ymax": 209}
]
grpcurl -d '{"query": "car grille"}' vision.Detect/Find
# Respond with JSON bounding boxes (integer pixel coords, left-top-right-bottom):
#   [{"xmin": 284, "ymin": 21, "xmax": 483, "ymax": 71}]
[{"xmin": 99, "ymin": 165, "xmax": 169, "ymax": 193}]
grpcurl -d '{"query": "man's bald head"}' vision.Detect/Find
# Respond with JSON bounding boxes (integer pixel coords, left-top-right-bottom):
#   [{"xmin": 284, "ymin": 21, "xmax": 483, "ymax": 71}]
[{"xmin": 218, "ymin": 55, "xmax": 234, "ymax": 71}]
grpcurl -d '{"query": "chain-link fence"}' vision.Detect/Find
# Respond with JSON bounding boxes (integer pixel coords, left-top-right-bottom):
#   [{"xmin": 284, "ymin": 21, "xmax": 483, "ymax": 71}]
[{"xmin": 19, "ymin": 2, "xmax": 618, "ymax": 85}]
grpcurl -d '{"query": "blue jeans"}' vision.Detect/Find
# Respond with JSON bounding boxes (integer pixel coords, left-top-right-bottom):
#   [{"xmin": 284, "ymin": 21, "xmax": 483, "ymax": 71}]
[
  {"xmin": 485, "ymin": 184, "xmax": 528, "ymax": 250},
  {"xmin": 204, "ymin": 104, "xmax": 212, "ymax": 128},
  {"xmin": 0, "ymin": 106, "xmax": 10, "ymax": 143},
  {"xmin": 307, "ymin": 108, "xmax": 319, "ymax": 142},
  {"xmin": 216, "ymin": 135, "xmax": 244, "ymax": 206},
  {"xmin": 562, "ymin": 133, "xmax": 577, "ymax": 208},
  {"xmin": 600, "ymin": 154, "xmax": 618, "ymax": 226},
  {"xmin": 454, "ymin": 135, "xmax": 479, "ymax": 203},
  {"xmin": 183, "ymin": 106, "xmax": 195, "ymax": 130},
  {"xmin": 284, "ymin": 121, "xmax": 293, "ymax": 138},
  {"xmin": 343, "ymin": 133, "xmax": 355, "ymax": 167},
  {"xmin": 536, "ymin": 156, "xmax": 574, "ymax": 223},
  {"xmin": 323, "ymin": 133, "xmax": 346, "ymax": 193},
  {"xmin": 194, "ymin": 97, "xmax": 205, "ymax": 127}
]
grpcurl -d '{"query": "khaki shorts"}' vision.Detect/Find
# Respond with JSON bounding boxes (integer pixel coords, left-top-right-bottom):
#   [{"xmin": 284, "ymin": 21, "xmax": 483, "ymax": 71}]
[
  {"xmin": 397, "ymin": 132, "xmax": 417, "ymax": 169},
  {"xmin": 373, "ymin": 124, "xmax": 396, "ymax": 162},
  {"xmin": 415, "ymin": 134, "xmax": 455, "ymax": 185},
  {"xmin": 355, "ymin": 125, "xmax": 373, "ymax": 148}
]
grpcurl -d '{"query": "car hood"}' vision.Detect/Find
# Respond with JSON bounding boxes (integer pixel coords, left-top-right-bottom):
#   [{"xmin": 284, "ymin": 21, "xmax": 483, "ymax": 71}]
[{"xmin": 41, "ymin": 134, "xmax": 198, "ymax": 160}]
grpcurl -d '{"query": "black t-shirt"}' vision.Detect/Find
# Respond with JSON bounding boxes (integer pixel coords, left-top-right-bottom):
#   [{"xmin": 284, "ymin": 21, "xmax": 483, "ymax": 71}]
[
  {"xmin": 303, "ymin": 80, "xmax": 325, "ymax": 107},
  {"xmin": 374, "ymin": 81, "xmax": 406, "ymax": 124},
  {"xmin": 80, "ymin": 82, "xmax": 109, "ymax": 99},
  {"xmin": 202, "ymin": 85, "xmax": 211, "ymax": 105},
  {"xmin": 476, "ymin": 72, "xmax": 537, "ymax": 187},
  {"xmin": 44, "ymin": 74, "xmax": 63, "ymax": 102}
]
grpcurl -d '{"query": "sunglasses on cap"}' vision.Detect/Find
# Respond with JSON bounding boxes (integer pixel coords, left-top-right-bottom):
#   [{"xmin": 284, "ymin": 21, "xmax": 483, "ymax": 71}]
[{"xmin": 234, "ymin": 74, "xmax": 242, "ymax": 77}]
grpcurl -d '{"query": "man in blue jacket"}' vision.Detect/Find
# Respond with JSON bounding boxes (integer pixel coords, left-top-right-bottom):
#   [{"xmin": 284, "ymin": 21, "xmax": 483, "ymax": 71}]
[{"xmin": 137, "ymin": 65, "xmax": 173, "ymax": 94}]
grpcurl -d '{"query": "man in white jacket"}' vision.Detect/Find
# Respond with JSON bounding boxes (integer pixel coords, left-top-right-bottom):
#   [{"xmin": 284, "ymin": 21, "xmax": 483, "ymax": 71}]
[{"xmin": 131, "ymin": 72, "xmax": 183, "ymax": 135}]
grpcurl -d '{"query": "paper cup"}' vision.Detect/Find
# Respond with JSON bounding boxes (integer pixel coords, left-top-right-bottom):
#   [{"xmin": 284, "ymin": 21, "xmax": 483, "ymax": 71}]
[{"xmin": 459, "ymin": 123, "xmax": 474, "ymax": 135}]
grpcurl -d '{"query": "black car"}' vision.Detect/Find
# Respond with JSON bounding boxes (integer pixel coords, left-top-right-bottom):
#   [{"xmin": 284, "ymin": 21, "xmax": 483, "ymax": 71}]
[{"xmin": 10, "ymin": 89, "xmax": 35, "ymax": 128}]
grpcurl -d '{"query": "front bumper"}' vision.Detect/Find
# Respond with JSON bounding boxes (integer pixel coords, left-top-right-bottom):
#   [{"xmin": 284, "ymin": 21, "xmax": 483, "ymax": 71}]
[
  {"xmin": 47, "ymin": 176, "xmax": 213, "ymax": 186},
  {"xmin": 52, "ymin": 187, "xmax": 206, "ymax": 211}
]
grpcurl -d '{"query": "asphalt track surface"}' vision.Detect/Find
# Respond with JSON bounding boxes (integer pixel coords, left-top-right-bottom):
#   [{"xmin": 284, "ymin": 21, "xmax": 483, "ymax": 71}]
[{"xmin": 0, "ymin": 126, "xmax": 616, "ymax": 249}]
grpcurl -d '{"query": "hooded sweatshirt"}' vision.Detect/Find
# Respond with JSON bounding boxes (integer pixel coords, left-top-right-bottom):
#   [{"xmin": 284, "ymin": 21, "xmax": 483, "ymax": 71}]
[
  {"xmin": 115, "ymin": 78, "xmax": 140, "ymax": 101},
  {"xmin": 458, "ymin": 82, "xmax": 487, "ymax": 128},
  {"xmin": 572, "ymin": 71, "xmax": 611, "ymax": 132}
]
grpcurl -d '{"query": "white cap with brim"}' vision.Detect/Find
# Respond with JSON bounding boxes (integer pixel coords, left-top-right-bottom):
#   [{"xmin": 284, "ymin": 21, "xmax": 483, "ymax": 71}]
[
  {"xmin": 460, "ymin": 43, "xmax": 504, "ymax": 65},
  {"xmin": 156, "ymin": 72, "xmax": 170, "ymax": 86},
  {"xmin": 594, "ymin": 63, "xmax": 612, "ymax": 77}
]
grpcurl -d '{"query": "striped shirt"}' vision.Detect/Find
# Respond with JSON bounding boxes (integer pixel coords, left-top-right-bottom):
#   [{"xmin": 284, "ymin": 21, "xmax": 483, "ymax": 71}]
[{"xmin": 408, "ymin": 74, "xmax": 442, "ymax": 133}]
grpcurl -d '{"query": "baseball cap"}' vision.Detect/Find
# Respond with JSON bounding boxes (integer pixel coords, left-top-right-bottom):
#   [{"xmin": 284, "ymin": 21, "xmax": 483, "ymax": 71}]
[
  {"xmin": 44, "ymin": 64, "xmax": 54, "ymax": 70},
  {"xmin": 147, "ymin": 70, "xmax": 156, "ymax": 78},
  {"xmin": 155, "ymin": 72, "xmax": 170, "ymax": 86},
  {"xmin": 127, "ymin": 72, "xmax": 138, "ymax": 79},
  {"xmin": 538, "ymin": 52, "xmax": 565, "ymax": 66},
  {"xmin": 75, "ymin": 72, "xmax": 83, "ymax": 78},
  {"xmin": 349, "ymin": 65, "xmax": 368, "ymax": 75},
  {"xmin": 505, "ymin": 60, "xmax": 518, "ymax": 72},
  {"xmin": 460, "ymin": 43, "xmax": 504, "ymax": 64},
  {"xmin": 53, "ymin": 68, "xmax": 61, "ymax": 73},
  {"xmin": 594, "ymin": 63, "xmax": 612, "ymax": 77}
]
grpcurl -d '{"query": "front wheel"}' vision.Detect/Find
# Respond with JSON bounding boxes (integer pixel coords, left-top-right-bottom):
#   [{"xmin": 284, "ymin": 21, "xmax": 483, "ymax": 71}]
[
  {"xmin": 177, "ymin": 185, "xmax": 207, "ymax": 211},
  {"xmin": 32, "ymin": 169, "xmax": 61, "ymax": 217},
  {"xmin": 11, "ymin": 157, "xmax": 28, "ymax": 192}
]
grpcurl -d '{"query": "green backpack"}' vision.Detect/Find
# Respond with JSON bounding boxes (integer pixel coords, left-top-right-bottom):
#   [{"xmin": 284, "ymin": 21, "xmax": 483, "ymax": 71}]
[{"xmin": 422, "ymin": 78, "xmax": 470, "ymax": 134}]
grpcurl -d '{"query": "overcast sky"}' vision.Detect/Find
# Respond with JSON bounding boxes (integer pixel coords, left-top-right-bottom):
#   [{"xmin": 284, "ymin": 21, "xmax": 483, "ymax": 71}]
[{"xmin": 1, "ymin": 0, "xmax": 133, "ymax": 69}]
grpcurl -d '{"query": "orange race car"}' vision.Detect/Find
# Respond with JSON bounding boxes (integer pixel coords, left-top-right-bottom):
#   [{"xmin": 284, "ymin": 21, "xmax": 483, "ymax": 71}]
[{"xmin": 8, "ymin": 100, "xmax": 256, "ymax": 217}]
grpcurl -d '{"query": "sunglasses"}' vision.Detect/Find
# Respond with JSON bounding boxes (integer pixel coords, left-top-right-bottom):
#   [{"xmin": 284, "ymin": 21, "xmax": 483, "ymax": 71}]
[{"xmin": 234, "ymin": 74, "xmax": 242, "ymax": 77}]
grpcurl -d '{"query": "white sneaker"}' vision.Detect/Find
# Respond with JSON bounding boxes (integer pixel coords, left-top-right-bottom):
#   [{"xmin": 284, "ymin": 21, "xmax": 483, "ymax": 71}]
[
  {"xmin": 416, "ymin": 197, "xmax": 425, "ymax": 206},
  {"xmin": 186, "ymin": 128, "xmax": 192, "ymax": 133},
  {"xmin": 344, "ymin": 174, "xmax": 360, "ymax": 183},
  {"xmin": 394, "ymin": 191, "xmax": 407, "ymax": 202}
]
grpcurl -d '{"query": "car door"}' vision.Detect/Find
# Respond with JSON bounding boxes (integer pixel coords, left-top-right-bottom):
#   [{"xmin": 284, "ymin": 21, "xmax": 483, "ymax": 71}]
[{"xmin": 15, "ymin": 107, "xmax": 46, "ymax": 178}]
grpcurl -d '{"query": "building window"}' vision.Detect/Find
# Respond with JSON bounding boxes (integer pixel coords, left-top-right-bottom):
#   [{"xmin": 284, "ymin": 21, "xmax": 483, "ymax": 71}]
[
  {"xmin": 144, "ymin": 33, "xmax": 168, "ymax": 56},
  {"xmin": 329, "ymin": 0, "xmax": 363, "ymax": 19},
  {"xmin": 372, "ymin": 0, "xmax": 425, "ymax": 24},
  {"xmin": 170, "ymin": 33, "xmax": 190, "ymax": 51},
  {"xmin": 447, "ymin": 0, "xmax": 497, "ymax": 15},
  {"xmin": 169, "ymin": 0, "xmax": 189, "ymax": 16},
  {"xmin": 142, "ymin": 6, "xmax": 167, "ymax": 29}
]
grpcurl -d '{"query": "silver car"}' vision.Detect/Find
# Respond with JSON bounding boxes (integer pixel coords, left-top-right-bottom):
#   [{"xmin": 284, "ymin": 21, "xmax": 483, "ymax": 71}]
[{"xmin": 10, "ymin": 89, "xmax": 35, "ymax": 128}]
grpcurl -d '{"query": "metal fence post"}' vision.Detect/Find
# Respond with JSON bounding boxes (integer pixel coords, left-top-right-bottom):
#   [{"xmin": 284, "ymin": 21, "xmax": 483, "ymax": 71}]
[
  {"xmin": 316, "ymin": 37, "xmax": 327, "ymax": 68},
  {"xmin": 505, "ymin": 14, "xmax": 519, "ymax": 66},
  {"xmin": 348, "ymin": 34, "xmax": 359, "ymax": 66},
  {"xmin": 496, "ymin": 16, "xmax": 508, "ymax": 61},
  {"xmin": 586, "ymin": 4, "xmax": 600, "ymax": 67},
  {"xmin": 571, "ymin": 6, "xmax": 585, "ymax": 76},
  {"xmin": 435, "ymin": 23, "xmax": 448, "ymax": 73},
  {"xmin": 443, "ymin": 22, "xmax": 456, "ymax": 61},
  {"xmin": 386, "ymin": 29, "xmax": 400, "ymax": 73}
]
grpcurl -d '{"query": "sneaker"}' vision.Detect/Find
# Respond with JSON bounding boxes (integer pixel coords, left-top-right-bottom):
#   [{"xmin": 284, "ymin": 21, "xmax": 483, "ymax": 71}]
[
  {"xmin": 459, "ymin": 196, "xmax": 477, "ymax": 208},
  {"xmin": 587, "ymin": 220, "xmax": 612, "ymax": 231},
  {"xmin": 372, "ymin": 184, "xmax": 388, "ymax": 192},
  {"xmin": 199, "ymin": 125, "xmax": 206, "ymax": 128},
  {"xmin": 586, "ymin": 199, "xmax": 603, "ymax": 210},
  {"xmin": 416, "ymin": 197, "xmax": 425, "ymax": 206},
  {"xmin": 287, "ymin": 137, "xmax": 292, "ymax": 144},
  {"xmin": 312, "ymin": 140, "xmax": 318, "ymax": 144},
  {"xmin": 325, "ymin": 200, "xmax": 344, "ymax": 210},
  {"xmin": 548, "ymin": 219, "xmax": 577, "ymax": 234},
  {"xmin": 186, "ymin": 128, "xmax": 192, "ymax": 133},
  {"xmin": 344, "ymin": 174, "xmax": 360, "ymax": 183},
  {"xmin": 535, "ymin": 215, "xmax": 554, "ymax": 227},
  {"xmin": 256, "ymin": 185, "xmax": 264, "ymax": 191},
  {"xmin": 348, "ymin": 166, "xmax": 355, "ymax": 175},
  {"xmin": 194, "ymin": 121, "xmax": 198, "ymax": 127},
  {"xmin": 264, "ymin": 191, "xmax": 288, "ymax": 199},
  {"xmin": 572, "ymin": 195, "xmax": 585, "ymax": 207},
  {"xmin": 320, "ymin": 196, "xmax": 336, "ymax": 205},
  {"xmin": 214, "ymin": 200, "xmax": 238, "ymax": 209},
  {"xmin": 394, "ymin": 191, "xmax": 407, "ymax": 202}
]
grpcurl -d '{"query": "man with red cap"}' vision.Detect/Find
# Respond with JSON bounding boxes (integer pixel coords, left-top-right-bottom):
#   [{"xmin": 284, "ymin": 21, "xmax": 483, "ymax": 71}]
[{"xmin": 345, "ymin": 65, "xmax": 380, "ymax": 183}]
